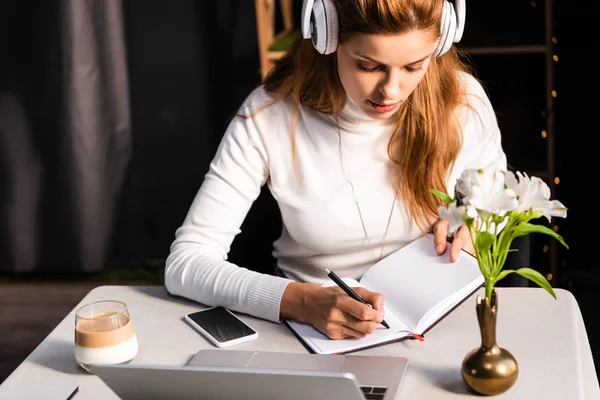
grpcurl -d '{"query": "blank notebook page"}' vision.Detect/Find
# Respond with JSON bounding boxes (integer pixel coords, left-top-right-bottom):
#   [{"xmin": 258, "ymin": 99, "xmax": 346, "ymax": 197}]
[{"xmin": 360, "ymin": 234, "xmax": 483, "ymax": 333}]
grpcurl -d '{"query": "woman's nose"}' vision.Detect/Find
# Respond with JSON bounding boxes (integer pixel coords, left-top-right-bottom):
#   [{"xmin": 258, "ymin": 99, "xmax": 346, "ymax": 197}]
[{"xmin": 378, "ymin": 71, "xmax": 401, "ymax": 99}]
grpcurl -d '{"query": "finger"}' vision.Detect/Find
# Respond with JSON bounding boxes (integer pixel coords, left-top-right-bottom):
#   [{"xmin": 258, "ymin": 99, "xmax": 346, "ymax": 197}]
[
  {"xmin": 352, "ymin": 287, "xmax": 385, "ymax": 312},
  {"xmin": 450, "ymin": 225, "xmax": 472, "ymax": 262},
  {"xmin": 319, "ymin": 318, "xmax": 368, "ymax": 340},
  {"xmin": 342, "ymin": 315, "xmax": 382, "ymax": 336},
  {"xmin": 433, "ymin": 219, "xmax": 449, "ymax": 255},
  {"xmin": 334, "ymin": 323, "xmax": 369, "ymax": 340},
  {"xmin": 336, "ymin": 288, "xmax": 383, "ymax": 322}
]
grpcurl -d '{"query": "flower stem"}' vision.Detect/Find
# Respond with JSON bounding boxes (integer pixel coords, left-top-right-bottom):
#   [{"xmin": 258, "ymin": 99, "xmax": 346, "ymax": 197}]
[{"xmin": 485, "ymin": 278, "xmax": 494, "ymax": 301}]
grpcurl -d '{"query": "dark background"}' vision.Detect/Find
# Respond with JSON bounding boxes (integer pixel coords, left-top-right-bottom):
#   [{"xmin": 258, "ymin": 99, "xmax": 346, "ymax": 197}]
[{"xmin": 0, "ymin": 0, "xmax": 597, "ymax": 383}]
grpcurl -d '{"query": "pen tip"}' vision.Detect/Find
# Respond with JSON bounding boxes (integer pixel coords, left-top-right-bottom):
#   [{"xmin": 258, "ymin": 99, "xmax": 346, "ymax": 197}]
[{"xmin": 324, "ymin": 268, "xmax": 331, "ymax": 274}]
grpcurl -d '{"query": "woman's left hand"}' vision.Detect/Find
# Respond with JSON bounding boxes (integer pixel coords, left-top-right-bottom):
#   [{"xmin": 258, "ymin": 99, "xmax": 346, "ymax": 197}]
[{"xmin": 433, "ymin": 219, "xmax": 475, "ymax": 262}]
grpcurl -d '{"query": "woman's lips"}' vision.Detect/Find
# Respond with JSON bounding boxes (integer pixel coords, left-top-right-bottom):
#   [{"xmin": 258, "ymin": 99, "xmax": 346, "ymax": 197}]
[{"xmin": 368, "ymin": 100, "xmax": 399, "ymax": 113}]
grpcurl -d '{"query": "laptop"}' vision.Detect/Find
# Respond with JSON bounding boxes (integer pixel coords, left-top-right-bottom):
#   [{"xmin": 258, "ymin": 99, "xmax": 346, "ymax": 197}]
[{"xmin": 89, "ymin": 349, "xmax": 409, "ymax": 400}]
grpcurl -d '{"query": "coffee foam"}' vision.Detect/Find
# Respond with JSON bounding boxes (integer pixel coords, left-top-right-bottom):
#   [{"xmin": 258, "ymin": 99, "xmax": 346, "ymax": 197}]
[{"xmin": 75, "ymin": 311, "xmax": 135, "ymax": 348}]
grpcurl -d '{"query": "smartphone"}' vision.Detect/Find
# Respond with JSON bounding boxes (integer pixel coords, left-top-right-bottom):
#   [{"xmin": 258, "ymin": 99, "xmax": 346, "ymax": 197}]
[{"xmin": 184, "ymin": 306, "xmax": 258, "ymax": 348}]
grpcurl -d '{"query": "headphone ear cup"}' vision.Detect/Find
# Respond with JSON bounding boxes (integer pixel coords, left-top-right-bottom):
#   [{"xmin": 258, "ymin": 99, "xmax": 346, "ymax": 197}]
[
  {"xmin": 453, "ymin": 0, "xmax": 466, "ymax": 42},
  {"xmin": 301, "ymin": 0, "xmax": 339, "ymax": 55},
  {"xmin": 435, "ymin": 1, "xmax": 457, "ymax": 57},
  {"xmin": 322, "ymin": 0, "xmax": 338, "ymax": 54}
]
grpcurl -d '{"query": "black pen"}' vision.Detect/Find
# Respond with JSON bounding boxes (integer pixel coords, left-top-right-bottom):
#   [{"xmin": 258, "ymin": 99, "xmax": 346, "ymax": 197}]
[
  {"xmin": 66, "ymin": 386, "xmax": 80, "ymax": 400},
  {"xmin": 324, "ymin": 268, "xmax": 390, "ymax": 329}
]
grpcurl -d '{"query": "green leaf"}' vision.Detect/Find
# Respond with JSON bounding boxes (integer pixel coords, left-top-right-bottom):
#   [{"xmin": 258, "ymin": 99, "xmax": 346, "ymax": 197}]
[
  {"xmin": 511, "ymin": 222, "xmax": 569, "ymax": 249},
  {"xmin": 494, "ymin": 269, "xmax": 515, "ymax": 283},
  {"xmin": 476, "ymin": 231, "xmax": 495, "ymax": 250},
  {"xmin": 428, "ymin": 189, "xmax": 454, "ymax": 205},
  {"xmin": 513, "ymin": 267, "xmax": 556, "ymax": 299}
]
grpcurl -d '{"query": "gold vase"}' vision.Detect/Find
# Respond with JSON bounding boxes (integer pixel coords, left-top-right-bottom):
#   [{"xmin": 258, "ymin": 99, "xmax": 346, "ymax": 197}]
[{"xmin": 461, "ymin": 289, "xmax": 518, "ymax": 395}]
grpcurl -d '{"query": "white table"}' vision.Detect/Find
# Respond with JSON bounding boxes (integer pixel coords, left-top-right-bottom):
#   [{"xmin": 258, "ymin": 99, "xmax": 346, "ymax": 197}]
[{"xmin": 0, "ymin": 285, "xmax": 598, "ymax": 399}]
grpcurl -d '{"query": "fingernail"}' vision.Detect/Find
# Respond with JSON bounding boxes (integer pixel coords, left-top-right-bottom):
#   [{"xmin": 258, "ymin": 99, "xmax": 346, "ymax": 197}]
[{"xmin": 436, "ymin": 245, "xmax": 444, "ymax": 254}]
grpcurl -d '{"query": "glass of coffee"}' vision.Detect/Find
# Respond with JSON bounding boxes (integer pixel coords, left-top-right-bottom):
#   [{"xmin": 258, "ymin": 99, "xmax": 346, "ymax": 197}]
[{"xmin": 74, "ymin": 300, "xmax": 139, "ymax": 372}]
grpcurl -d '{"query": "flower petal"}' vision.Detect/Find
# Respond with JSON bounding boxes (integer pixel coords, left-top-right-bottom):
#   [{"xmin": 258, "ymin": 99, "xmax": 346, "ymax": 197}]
[{"xmin": 438, "ymin": 203, "xmax": 466, "ymax": 235}]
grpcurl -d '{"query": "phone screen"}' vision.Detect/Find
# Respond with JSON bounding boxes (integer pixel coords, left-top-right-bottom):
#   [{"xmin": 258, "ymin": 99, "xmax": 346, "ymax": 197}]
[{"xmin": 186, "ymin": 307, "xmax": 256, "ymax": 343}]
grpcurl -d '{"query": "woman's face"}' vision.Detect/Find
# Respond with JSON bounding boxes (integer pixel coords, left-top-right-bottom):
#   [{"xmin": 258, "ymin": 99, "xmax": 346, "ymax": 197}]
[{"xmin": 337, "ymin": 30, "xmax": 438, "ymax": 119}]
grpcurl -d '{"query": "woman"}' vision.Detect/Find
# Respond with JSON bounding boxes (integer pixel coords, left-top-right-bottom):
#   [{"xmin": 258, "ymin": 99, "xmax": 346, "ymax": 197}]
[{"xmin": 165, "ymin": 0, "xmax": 507, "ymax": 340}]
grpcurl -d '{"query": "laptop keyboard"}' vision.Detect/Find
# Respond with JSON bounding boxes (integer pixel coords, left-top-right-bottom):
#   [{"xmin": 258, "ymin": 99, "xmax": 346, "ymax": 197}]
[{"xmin": 360, "ymin": 385, "xmax": 388, "ymax": 399}]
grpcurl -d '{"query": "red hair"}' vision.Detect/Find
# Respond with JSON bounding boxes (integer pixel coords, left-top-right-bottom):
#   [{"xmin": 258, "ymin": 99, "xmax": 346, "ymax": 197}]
[{"xmin": 261, "ymin": 0, "xmax": 475, "ymax": 232}]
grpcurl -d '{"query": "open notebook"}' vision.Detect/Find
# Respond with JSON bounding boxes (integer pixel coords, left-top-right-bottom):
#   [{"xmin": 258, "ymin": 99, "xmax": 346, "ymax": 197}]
[{"xmin": 285, "ymin": 234, "xmax": 484, "ymax": 355}]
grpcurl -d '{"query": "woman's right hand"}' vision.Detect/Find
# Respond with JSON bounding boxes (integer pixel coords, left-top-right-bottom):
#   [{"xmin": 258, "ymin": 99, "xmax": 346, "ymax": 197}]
[{"xmin": 280, "ymin": 282, "xmax": 386, "ymax": 340}]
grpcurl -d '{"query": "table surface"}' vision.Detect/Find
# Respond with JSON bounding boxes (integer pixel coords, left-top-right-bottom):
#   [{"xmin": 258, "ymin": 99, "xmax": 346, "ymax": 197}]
[{"xmin": 0, "ymin": 285, "xmax": 598, "ymax": 400}]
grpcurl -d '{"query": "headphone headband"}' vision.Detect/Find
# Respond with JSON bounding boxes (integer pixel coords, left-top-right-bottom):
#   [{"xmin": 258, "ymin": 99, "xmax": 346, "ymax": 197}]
[{"xmin": 301, "ymin": 0, "xmax": 465, "ymax": 57}]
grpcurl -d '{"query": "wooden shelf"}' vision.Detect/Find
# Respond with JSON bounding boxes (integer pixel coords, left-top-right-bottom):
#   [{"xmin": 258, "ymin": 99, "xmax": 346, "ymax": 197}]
[
  {"xmin": 254, "ymin": 0, "xmax": 295, "ymax": 80},
  {"xmin": 461, "ymin": 45, "xmax": 548, "ymax": 55},
  {"xmin": 464, "ymin": 3, "xmax": 558, "ymax": 285}
]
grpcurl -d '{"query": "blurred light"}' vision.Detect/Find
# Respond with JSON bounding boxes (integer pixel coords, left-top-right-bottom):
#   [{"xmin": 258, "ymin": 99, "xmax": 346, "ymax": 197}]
[
  {"xmin": 543, "ymin": 245, "xmax": 549, "ymax": 253},
  {"xmin": 541, "ymin": 110, "xmax": 546, "ymax": 117},
  {"xmin": 530, "ymin": 1, "xmax": 537, "ymax": 6},
  {"xmin": 541, "ymin": 130, "xmax": 547, "ymax": 138},
  {"xmin": 552, "ymin": 225, "xmax": 558, "ymax": 232},
  {"xmin": 547, "ymin": 273, "xmax": 553, "ymax": 281},
  {"xmin": 554, "ymin": 176, "xmax": 560, "ymax": 185},
  {"xmin": 553, "ymin": 55, "xmax": 559, "ymax": 62},
  {"xmin": 552, "ymin": 90, "xmax": 557, "ymax": 97},
  {"xmin": 552, "ymin": 37, "xmax": 557, "ymax": 44}
]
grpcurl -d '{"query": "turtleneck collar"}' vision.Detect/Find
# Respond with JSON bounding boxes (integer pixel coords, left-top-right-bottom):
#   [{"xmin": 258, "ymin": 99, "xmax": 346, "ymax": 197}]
[{"xmin": 337, "ymin": 96, "xmax": 397, "ymax": 127}]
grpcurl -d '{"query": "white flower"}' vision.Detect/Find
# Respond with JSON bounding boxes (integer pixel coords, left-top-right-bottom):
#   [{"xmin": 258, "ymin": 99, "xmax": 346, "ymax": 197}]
[
  {"xmin": 438, "ymin": 202, "xmax": 467, "ymax": 235},
  {"xmin": 457, "ymin": 169, "xmax": 518, "ymax": 217},
  {"xmin": 431, "ymin": 167, "xmax": 567, "ymax": 302},
  {"xmin": 455, "ymin": 169, "xmax": 476, "ymax": 198},
  {"xmin": 505, "ymin": 171, "xmax": 568, "ymax": 222},
  {"xmin": 543, "ymin": 200, "xmax": 568, "ymax": 221}
]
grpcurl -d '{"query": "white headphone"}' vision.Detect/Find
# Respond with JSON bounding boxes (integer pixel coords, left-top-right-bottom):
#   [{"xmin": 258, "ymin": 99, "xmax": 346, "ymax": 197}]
[{"xmin": 301, "ymin": 0, "xmax": 465, "ymax": 57}]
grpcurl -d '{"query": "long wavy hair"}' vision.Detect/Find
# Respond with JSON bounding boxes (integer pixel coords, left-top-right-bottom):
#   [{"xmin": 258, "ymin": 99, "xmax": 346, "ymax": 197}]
[{"xmin": 261, "ymin": 0, "xmax": 475, "ymax": 232}]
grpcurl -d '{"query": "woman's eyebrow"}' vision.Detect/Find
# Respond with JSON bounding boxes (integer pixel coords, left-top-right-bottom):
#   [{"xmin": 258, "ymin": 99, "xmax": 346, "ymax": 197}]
[{"xmin": 356, "ymin": 53, "xmax": 433, "ymax": 66}]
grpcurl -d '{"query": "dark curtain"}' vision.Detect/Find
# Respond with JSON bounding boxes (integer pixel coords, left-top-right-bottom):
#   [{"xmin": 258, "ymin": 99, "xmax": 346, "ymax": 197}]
[
  {"xmin": 1, "ymin": 0, "xmax": 131, "ymax": 274},
  {"xmin": 0, "ymin": 0, "xmax": 281, "ymax": 275}
]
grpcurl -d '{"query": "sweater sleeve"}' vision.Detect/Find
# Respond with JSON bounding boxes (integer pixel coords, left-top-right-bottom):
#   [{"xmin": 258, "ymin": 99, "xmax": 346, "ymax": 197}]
[{"xmin": 164, "ymin": 96, "xmax": 292, "ymax": 323}]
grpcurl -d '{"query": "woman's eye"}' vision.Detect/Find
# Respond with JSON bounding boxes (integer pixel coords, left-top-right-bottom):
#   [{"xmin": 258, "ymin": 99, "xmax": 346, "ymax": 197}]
[
  {"xmin": 406, "ymin": 65, "xmax": 424, "ymax": 74},
  {"xmin": 358, "ymin": 64, "xmax": 382, "ymax": 72}
]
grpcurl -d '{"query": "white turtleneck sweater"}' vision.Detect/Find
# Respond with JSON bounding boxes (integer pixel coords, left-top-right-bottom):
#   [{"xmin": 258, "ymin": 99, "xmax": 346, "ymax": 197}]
[{"xmin": 164, "ymin": 72, "xmax": 507, "ymax": 322}]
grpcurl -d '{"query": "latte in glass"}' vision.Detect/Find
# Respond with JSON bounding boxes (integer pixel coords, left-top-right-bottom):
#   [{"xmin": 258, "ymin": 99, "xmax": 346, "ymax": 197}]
[{"xmin": 74, "ymin": 300, "xmax": 138, "ymax": 371}]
